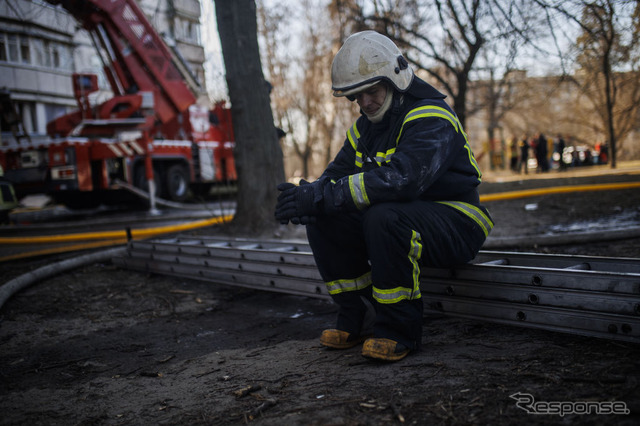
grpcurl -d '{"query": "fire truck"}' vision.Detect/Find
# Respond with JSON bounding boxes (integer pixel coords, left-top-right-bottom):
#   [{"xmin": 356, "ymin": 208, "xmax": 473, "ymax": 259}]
[{"xmin": 0, "ymin": 0, "xmax": 236, "ymax": 209}]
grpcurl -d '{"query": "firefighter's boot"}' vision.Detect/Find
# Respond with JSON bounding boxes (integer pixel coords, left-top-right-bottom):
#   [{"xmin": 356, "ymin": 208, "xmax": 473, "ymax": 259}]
[
  {"xmin": 361, "ymin": 338, "xmax": 410, "ymax": 361},
  {"xmin": 319, "ymin": 329, "xmax": 370, "ymax": 349}
]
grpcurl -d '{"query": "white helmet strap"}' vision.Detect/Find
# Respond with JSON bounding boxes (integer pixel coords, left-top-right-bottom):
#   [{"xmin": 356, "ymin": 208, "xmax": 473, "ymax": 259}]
[{"xmin": 365, "ymin": 86, "xmax": 394, "ymax": 123}]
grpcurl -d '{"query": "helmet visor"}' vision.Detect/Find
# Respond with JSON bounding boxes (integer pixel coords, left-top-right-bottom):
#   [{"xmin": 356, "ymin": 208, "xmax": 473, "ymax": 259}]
[{"xmin": 332, "ymin": 79, "xmax": 381, "ymax": 98}]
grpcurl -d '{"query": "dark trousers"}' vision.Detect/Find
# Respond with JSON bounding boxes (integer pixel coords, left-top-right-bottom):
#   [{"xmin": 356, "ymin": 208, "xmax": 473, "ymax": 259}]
[{"xmin": 307, "ymin": 201, "xmax": 488, "ymax": 350}]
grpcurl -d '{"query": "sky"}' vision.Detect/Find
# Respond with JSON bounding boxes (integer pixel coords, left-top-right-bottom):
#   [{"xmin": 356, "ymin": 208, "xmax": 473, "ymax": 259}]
[
  {"xmin": 199, "ymin": 0, "xmax": 306, "ymax": 103},
  {"xmin": 200, "ymin": 1, "xmax": 227, "ymax": 101}
]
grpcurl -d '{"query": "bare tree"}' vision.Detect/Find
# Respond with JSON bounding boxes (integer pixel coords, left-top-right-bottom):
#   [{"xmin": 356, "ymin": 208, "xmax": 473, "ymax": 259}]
[
  {"xmin": 470, "ymin": 39, "xmax": 522, "ymax": 144},
  {"xmin": 215, "ymin": 0, "xmax": 284, "ymax": 233},
  {"xmin": 257, "ymin": 2, "xmax": 298, "ymax": 174},
  {"xmin": 259, "ymin": 0, "xmax": 356, "ymax": 179},
  {"xmin": 297, "ymin": 0, "xmax": 355, "ymax": 177},
  {"xmin": 331, "ymin": 0, "xmax": 541, "ymax": 129},
  {"xmin": 573, "ymin": 0, "xmax": 640, "ymax": 167},
  {"xmin": 536, "ymin": 0, "xmax": 640, "ymax": 168}
]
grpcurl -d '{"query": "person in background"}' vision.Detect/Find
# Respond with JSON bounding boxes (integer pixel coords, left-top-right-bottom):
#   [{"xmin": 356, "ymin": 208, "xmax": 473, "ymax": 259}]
[
  {"xmin": 509, "ymin": 137, "xmax": 519, "ymax": 172},
  {"xmin": 556, "ymin": 134, "xmax": 566, "ymax": 171},
  {"xmin": 518, "ymin": 136, "xmax": 529, "ymax": 174},
  {"xmin": 535, "ymin": 133, "xmax": 549, "ymax": 172}
]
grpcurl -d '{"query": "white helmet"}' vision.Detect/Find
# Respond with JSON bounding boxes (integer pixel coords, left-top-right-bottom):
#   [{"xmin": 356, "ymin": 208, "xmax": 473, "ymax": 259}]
[{"xmin": 331, "ymin": 30, "xmax": 414, "ymax": 98}]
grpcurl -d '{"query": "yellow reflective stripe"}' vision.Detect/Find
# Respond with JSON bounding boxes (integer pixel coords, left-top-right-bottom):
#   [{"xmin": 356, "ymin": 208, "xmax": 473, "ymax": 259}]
[
  {"xmin": 347, "ymin": 123, "xmax": 359, "ymax": 151},
  {"xmin": 397, "ymin": 106, "xmax": 460, "ymax": 144},
  {"xmin": 373, "ymin": 286, "xmax": 422, "ymax": 304},
  {"xmin": 408, "ymin": 230, "xmax": 422, "ymax": 296},
  {"xmin": 406, "ymin": 108, "xmax": 459, "ymax": 130},
  {"xmin": 437, "ymin": 201, "xmax": 494, "ymax": 237},
  {"xmin": 347, "ymin": 121, "xmax": 397, "ymax": 168},
  {"xmin": 464, "ymin": 142, "xmax": 482, "ymax": 181},
  {"xmin": 348, "ymin": 173, "xmax": 370, "ymax": 209},
  {"xmin": 395, "ymin": 105, "xmax": 483, "ymax": 181},
  {"xmin": 372, "ymin": 230, "xmax": 423, "ymax": 304},
  {"xmin": 325, "ymin": 271, "xmax": 372, "ymax": 295},
  {"xmin": 374, "ymin": 147, "xmax": 396, "ymax": 164},
  {"xmin": 347, "ymin": 122, "xmax": 365, "ymax": 169}
]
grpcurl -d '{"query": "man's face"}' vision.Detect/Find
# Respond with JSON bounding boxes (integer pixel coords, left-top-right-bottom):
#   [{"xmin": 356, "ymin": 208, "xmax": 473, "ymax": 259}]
[{"xmin": 355, "ymin": 83, "xmax": 387, "ymax": 116}]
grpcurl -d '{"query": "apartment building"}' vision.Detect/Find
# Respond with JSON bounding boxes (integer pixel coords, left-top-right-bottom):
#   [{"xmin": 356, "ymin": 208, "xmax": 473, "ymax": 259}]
[{"xmin": 0, "ymin": 0, "xmax": 206, "ymax": 145}]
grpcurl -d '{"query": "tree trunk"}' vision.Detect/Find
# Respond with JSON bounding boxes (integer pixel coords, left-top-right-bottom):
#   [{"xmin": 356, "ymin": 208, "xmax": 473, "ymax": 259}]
[
  {"xmin": 603, "ymin": 55, "xmax": 617, "ymax": 168},
  {"xmin": 215, "ymin": 0, "xmax": 285, "ymax": 233}
]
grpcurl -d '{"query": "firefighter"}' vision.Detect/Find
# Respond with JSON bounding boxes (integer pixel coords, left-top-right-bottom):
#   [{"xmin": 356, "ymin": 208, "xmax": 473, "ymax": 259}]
[{"xmin": 275, "ymin": 31, "xmax": 493, "ymax": 361}]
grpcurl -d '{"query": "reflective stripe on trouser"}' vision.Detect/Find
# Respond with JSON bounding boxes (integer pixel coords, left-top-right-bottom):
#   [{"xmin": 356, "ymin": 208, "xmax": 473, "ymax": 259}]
[
  {"xmin": 372, "ymin": 230, "xmax": 422, "ymax": 304},
  {"xmin": 436, "ymin": 201, "xmax": 494, "ymax": 237},
  {"xmin": 306, "ymin": 200, "xmax": 489, "ymax": 349}
]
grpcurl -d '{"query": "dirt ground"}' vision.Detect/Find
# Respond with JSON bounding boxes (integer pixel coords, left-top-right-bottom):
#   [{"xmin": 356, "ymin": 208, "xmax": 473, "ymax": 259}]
[{"xmin": 1, "ymin": 172, "xmax": 640, "ymax": 425}]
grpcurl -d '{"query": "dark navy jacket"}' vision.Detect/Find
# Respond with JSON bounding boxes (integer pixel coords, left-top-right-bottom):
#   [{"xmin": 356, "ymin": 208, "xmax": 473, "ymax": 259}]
[{"xmin": 320, "ymin": 78, "xmax": 487, "ymax": 227}]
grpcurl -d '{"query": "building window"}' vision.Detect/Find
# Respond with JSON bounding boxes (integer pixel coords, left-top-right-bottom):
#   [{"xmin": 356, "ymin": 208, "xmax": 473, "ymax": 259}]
[
  {"xmin": 0, "ymin": 34, "xmax": 6, "ymax": 61},
  {"xmin": 33, "ymin": 39, "xmax": 49, "ymax": 67},
  {"xmin": 7, "ymin": 34, "xmax": 19, "ymax": 62},
  {"xmin": 22, "ymin": 102, "xmax": 37, "ymax": 134},
  {"xmin": 20, "ymin": 37, "xmax": 31, "ymax": 64},
  {"xmin": 45, "ymin": 103, "xmax": 68, "ymax": 123},
  {"xmin": 0, "ymin": 32, "xmax": 72, "ymax": 70},
  {"xmin": 56, "ymin": 44, "xmax": 72, "ymax": 71},
  {"xmin": 52, "ymin": 43, "xmax": 61, "ymax": 68},
  {"xmin": 175, "ymin": 17, "xmax": 201, "ymax": 45}
]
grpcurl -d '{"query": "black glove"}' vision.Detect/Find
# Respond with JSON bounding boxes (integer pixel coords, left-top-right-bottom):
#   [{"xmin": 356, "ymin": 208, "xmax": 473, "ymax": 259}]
[{"xmin": 275, "ymin": 179, "xmax": 322, "ymax": 225}]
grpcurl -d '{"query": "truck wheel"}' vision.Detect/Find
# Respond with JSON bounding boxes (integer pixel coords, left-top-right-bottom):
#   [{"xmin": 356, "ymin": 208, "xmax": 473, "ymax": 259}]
[
  {"xmin": 134, "ymin": 166, "xmax": 163, "ymax": 199},
  {"xmin": 165, "ymin": 164, "xmax": 189, "ymax": 202}
]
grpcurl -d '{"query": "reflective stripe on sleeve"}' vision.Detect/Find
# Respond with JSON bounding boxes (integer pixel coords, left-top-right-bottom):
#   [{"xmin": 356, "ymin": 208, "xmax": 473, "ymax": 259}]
[
  {"xmin": 399, "ymin": 105, "xmax": 461, "ymax": 138},
  {"xmin": 347, "ymin": 123, "xmax": 360, "ymax": 151},
  {"xmin": 437, "ymin": 201, "xmax": 494, "ymax": 237},
  {"xmin": 347, "ymin": 123, "xmax": 365, "ymax": 168},
  {"xmin": 463, "ymin": 143, "xmax": 482, "ymax": 181},
  {"xmin": 347, "ymin": 121, "xmax": 397, "ymax": 168},
  {"xmin": 396, "ymin": 105, "xmax": 482, "ymax": 181},
  {"xmin": 374, "ymin": 147, "xmax": 396, "ymax": 164},
  {"xmin": 355, "ymin": 151, "xmax": 364, "ymax": 168},
  {"xmin": 325, "ymin": 271, "xmax": 372, "ymax": 295},
  {"xmin": 348, "ymin": 173, "xmax": 370, "ymax": 209},
  {"xmin": 397, "ymin": 106, "xmax": 462, "ymax": 148}
]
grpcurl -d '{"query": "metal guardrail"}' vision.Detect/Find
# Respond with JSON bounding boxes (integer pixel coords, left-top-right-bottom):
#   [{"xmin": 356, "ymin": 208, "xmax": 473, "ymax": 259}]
[{"xmin": 112, "ymin": 236, "xmax": 640, "ymax": 343}]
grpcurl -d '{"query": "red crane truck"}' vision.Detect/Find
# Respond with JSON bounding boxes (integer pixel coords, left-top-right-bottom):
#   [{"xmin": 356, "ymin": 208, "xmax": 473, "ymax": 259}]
[{"xmin": 0, "ymin": 0, "xmax": 236, "ymax": 209}]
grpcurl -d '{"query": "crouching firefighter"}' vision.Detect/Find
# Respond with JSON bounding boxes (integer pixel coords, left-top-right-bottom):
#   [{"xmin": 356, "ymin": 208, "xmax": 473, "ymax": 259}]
[{"xmin": 275, "ymin": 31, "xmax": 493, "ymax": 362}]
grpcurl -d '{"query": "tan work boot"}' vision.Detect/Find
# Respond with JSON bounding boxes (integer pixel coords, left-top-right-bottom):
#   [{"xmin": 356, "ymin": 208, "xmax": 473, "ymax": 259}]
[
  {"xmin": 319, "ymin": 329, "xmax": 370, "ymax": 349},
  {"xmin": 361, "ymin": 338, "xmax": 410, "ymax": 361}
]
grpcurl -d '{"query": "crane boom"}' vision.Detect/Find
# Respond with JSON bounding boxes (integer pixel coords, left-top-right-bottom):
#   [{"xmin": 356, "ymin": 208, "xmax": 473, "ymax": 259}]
[
  {"xmin": 0, "ymin": 0, "xmax": 237, "ymax": 209},
  {"xmin": 46, "ymin": 0, "xmax": 196, "ymax": 124}
]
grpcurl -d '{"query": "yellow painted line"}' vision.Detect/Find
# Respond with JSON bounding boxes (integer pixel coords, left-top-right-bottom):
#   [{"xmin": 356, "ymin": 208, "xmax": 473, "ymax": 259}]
[
  {"xmin": 0, "ymin": 214, "xmax": 234, "ymax": 245},
  {"xmin": 480, "ymin": 181, "xmax": 640, "ymax": 202},
  {"xmin": 0, "ymin": 238, "xmax": 129, "ymax": 262},
  {"xmin": 1, "ymin": 180, "xmax": 637, "ymax": 247}
]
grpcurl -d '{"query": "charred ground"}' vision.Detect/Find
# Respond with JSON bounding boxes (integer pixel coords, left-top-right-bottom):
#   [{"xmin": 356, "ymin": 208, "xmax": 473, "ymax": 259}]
[{"xmin": 0, "ymin": 172, "xmax": 639, "ymax": 425}]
